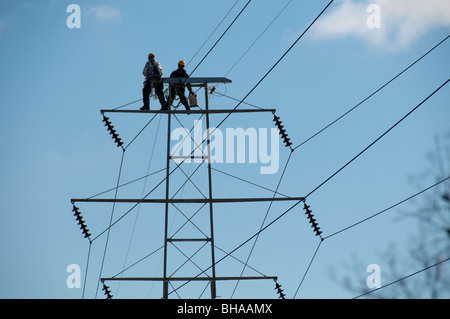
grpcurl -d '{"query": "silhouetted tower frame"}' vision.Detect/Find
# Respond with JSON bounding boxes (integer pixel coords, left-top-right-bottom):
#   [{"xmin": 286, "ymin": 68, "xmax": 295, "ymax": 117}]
[
  {"xmin": 161, "ymin": 77, "xmax": 222, "ymax": 299},
  {"xmin": 73, "ymin": 77, "xmax": 305, "ymax": 299}
]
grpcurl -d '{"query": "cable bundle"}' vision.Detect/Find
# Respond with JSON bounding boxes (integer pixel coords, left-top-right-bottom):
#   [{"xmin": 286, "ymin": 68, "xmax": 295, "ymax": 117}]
[
  {"xmin": 273, "ymin": 114, "xmax": 292, "ymax": 148},
  {"xmin": 303, "ymin": 202, "xmax": 322, "ymax": 238},
  {"xmin": 71, "ymin": 203, "xmax": 91, "ymax": 240},
  {"xmin": 101, "ymin": 281, "xmax": 113, "ymax": 299},
  {"xmin": 102, "ymin": 115, "xmax": 124, "ymax": 148},
  {"xmin": 274, "ymin": 281, "xmax": 286, "ymax": 299}
]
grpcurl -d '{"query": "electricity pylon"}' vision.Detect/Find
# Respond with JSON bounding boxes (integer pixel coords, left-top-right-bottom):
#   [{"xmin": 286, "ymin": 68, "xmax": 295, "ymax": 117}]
[{"xmin": 71, "ymin": 77, "xmax": 302, "ymax": 299}]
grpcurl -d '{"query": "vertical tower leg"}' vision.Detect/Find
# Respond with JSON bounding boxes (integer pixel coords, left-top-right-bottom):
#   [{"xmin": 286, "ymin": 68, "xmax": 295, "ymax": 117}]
[
  {"xmin": 163, "ymin": 111, "xmax": 172, "ymax": 299},
  {"xmin": 204, "ymin": 85, "xmax": 217, "ymax": 299}
]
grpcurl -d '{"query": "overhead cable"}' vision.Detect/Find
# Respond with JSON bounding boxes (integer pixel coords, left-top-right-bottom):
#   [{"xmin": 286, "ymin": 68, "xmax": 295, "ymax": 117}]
[
  {"xmin": 293, "ymin": 34, "xmax": 450, "ymax": 151},
  {"xmin": 324, "ymin": 176, "xmax": 450, "ymax": 240},
  {"xmin": 224, "ymin": 0, "xmax": 293, "ymax": 77},
  {"xmin": 188, "ymin": 0, "xmax": 253, "ymax": 78},
  {"xmin": 353, "ymin": 257, "xmax": 450, "ymax": 299},
  {"xmin": 305, "ymin": 78, "xmax": 450, "ymax": 199},
  {"xmin": 187, "ymin": 0, "xmax": 242, "ymax": 67},
  {"xmin": 217, "ymin": 0, "xmax": 335, "ymax": 120}
]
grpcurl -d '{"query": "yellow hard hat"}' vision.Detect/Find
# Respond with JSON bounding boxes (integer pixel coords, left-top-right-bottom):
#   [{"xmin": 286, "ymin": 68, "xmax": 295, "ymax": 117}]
[
  {"xmin": 178, "ymin": 60, "xmax": 186, "ymax": 67},
  {"xmin": 148, "ymin": 53, "xmax": 155, "ymax": 59}
]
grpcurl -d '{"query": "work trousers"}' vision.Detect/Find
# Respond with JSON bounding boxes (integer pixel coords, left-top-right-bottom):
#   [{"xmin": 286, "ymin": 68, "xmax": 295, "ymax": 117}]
[
  {"xmin": 166, "ymin": 85, "xmax": 191, "ymax": 111},
  {"xmin": 142, "ymin": 77, "xmax": 166, "ymax": 109}
]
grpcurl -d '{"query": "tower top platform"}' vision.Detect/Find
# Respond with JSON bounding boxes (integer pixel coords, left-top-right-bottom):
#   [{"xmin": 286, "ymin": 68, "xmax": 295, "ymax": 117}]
[{"xmin": 161, "ymin": 77, "xmax": 231, "ymax": 86}]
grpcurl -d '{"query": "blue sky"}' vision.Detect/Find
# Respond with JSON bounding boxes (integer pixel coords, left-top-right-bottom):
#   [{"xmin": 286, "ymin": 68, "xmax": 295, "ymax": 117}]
[{"xmin": 0, "ymin": 0, "xmax": 449, "ymax": 299}]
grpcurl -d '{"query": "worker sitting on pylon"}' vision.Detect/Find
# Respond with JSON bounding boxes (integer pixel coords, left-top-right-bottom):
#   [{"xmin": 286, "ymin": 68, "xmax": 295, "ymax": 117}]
[
  {"xmin": 163, "ymin": 60, "xmax": 194, "ymax": 113},
  {"xmin": 141, "ymin": 53, "xmax": 166, "ymax": 111}
]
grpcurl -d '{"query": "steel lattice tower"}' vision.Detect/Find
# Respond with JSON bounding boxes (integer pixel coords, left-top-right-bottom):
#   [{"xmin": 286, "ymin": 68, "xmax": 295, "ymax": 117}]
[{"xmin": 71, "ymin": 77, "xmax": 302, "ymax": 299}]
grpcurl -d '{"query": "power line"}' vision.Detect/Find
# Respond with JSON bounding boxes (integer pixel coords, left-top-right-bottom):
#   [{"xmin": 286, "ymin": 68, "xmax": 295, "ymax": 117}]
[
  {"xmin": 95, "ymin": 150, "xmax": 126, "ymax": 298},
  {"xmin": 305, "ymin": 78, "xmax": 450, "ymax": 199},
  {"xmin": 187, "ymin": 0, "xmax": 242, "ymax": 67},
  {"xmin": 116, "ymin": 114, "xmax": 163, "ymax": 297},
  {"xmin": 221, "ymin": 0, "xmax": 335, "ymax": 116},
  {"xmin": 251, "ymin": 79, "xmax": 449, "ymax": 297},
  {"xmin": 231, "ymin": 151, "xmax": 294, "ymax": 298},
  {"xmin": 224, "ymin": 0, "xmax": 293, "ymax": 77},
  {"xmin": 293, "ymin": 239, "xmax": 322, "ymax": 298},
  {"xmin": 124, "ymin": 112, "xmax": 160, "ymax": 150},
  {"xmin": 353, "ymin": 257, "xmax": 450, "ymax": 299},
  {"xmin": 293, "ymin": 34, "xmax": 450, "ymax": 151},
  {"xmin": 324, "ymin": 176, "xmax": 450, "ymax": 240},
  {"xmin": 112, "ymin": 98, "xmax": 142, "ymax": 111},
  {"xmin": 291, "ymin": 177, "xmax": 449, "ymax": 298},
  {"xmin": 82, "ymin": 241, "xmax": 92, "ymax": 299},
  {"xmin": 111, "ymin": 245, "xmax": 165, "ymax": 279},
  {"xmin": 212, "ymin": 33, "xmax": 449, "ymax": 126},
  {"xmin": 188, "ymin": 0, "xmax": 253, "ymax": 78},
  {"xmin": 212, "ymin": 167, "xmax": 291, "ymax": 197},
  {"xmin": 211, "ymin": 89, "xmax": 266, "ymax": 110},
  {"xmin": 87, "ymin": 168, "xmax": 165, "ymax": 200}
]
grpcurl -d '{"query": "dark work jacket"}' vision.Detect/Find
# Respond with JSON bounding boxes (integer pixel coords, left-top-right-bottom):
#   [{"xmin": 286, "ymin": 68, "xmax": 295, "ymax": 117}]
[
  {"xmin": 169, "ymin": 68, "xmax": 192, "ymax": 92},
  {"xmin": 170, "ymin": 68, "xmax": 189, "ymax": 78}
]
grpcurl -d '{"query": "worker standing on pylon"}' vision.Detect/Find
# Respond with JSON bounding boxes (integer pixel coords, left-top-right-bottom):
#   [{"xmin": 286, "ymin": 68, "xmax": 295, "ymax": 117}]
[
  {"xmin": 163, "ymin": 60, "xmax": 194, "ymax": 113},
  {"xmin": 141, "ymin": 53, "xmax": 166, "ymax": 111}
]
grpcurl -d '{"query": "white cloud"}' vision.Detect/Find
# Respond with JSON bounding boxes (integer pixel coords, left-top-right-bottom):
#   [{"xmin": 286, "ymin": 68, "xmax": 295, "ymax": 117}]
[
  {"xmin": 312, "ymin": 0, "xmax": 450, "ymax": 50},
  {"xmin": 86, "ymin": 5, "xmax": 121, "ymax": 21}
]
